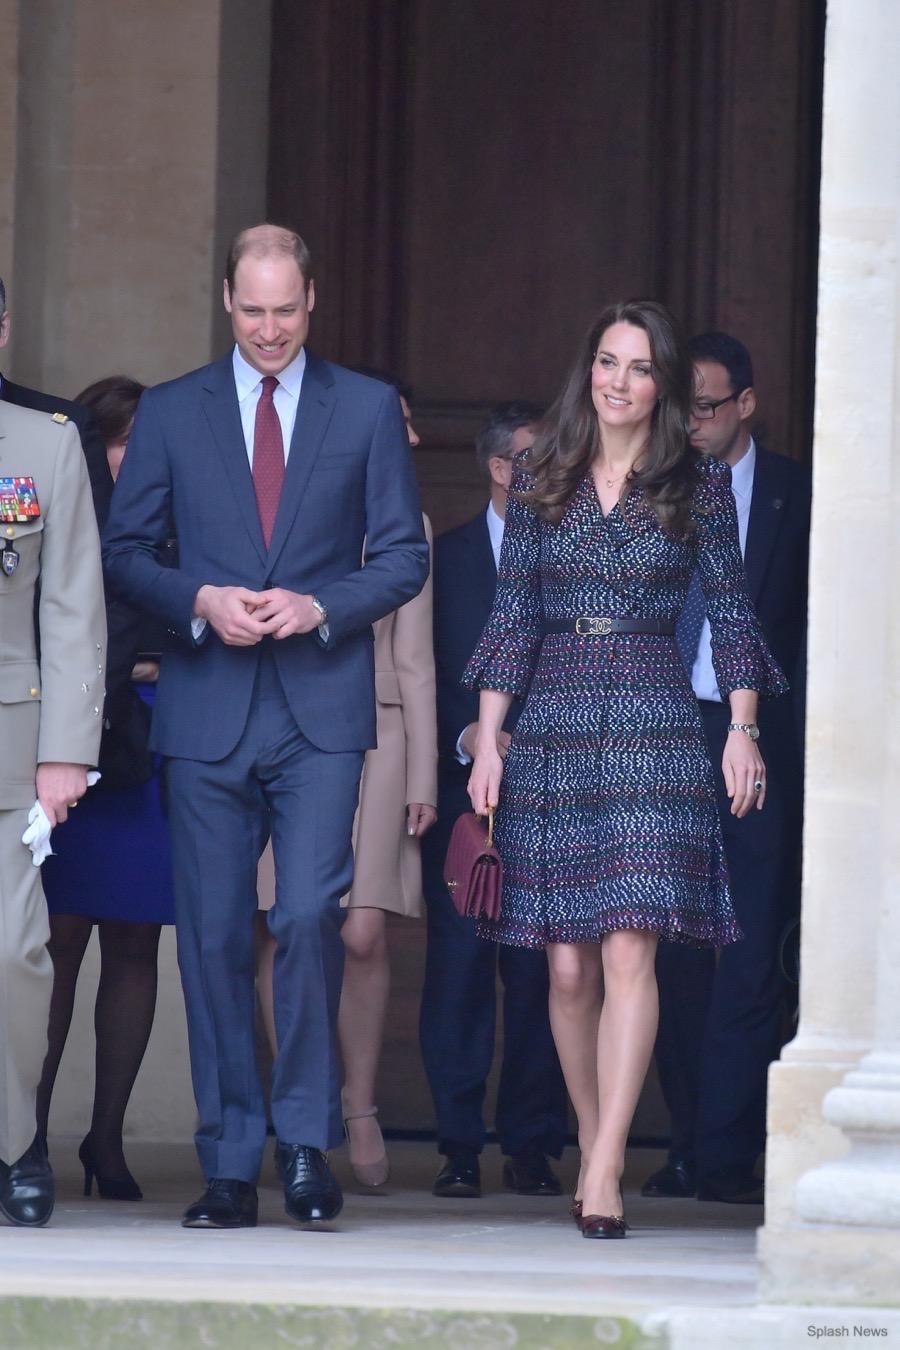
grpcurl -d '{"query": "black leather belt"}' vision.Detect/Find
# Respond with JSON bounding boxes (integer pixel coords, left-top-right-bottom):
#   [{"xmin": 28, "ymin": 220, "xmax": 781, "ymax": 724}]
[{"xmin": 542, "ymin": 617, "xmax": 676, "ymax": 636}]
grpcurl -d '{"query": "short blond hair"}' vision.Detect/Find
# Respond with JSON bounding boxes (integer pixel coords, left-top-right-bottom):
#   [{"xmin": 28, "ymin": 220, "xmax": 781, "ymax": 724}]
[{"xmin": 225, "ymin": 224, "xmax": 311, "ymax": 294}]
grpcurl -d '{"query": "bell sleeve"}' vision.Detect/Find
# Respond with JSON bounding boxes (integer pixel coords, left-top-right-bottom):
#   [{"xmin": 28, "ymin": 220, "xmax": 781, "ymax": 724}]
[
  {"xmin": 693, "ymin": 456, "xmax": 789, "ymax": 701},
  {"xmin": 462, "ymin": 472, "xmax": 543, "ymax": 699}
]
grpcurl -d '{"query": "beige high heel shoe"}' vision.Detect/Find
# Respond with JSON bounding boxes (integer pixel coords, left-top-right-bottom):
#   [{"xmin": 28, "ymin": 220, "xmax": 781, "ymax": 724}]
[{"xmin": 342, "ymin": 1097, "xmax": 390, "ymax": 1188}]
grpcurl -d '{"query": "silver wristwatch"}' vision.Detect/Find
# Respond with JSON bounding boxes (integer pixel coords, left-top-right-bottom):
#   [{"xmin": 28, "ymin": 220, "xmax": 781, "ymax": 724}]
[
  {"xmin": 311, "ymin": 597, "xmax": 328, "ymax": 625},
  {"xmin": 727, "ymin": 722, "xmax": 760, "ymax": 741}
]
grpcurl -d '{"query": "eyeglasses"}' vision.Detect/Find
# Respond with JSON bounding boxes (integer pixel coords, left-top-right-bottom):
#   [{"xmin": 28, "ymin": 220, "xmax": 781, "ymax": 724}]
[{"xmin": 692, "ymin": 394, "xmax": 738, "ymax": 420}]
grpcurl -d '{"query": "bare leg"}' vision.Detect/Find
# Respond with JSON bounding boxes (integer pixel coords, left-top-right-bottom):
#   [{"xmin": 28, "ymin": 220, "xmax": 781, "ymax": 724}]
[
  {"xmin": 255, "ymin": 912, "xmax": 278, "ymax": 1057},
  {"xmin": 582, "ymin": 929, "xmax": 660, "ymax": 1218},
  {"xmin": 546, "ymin": 941, "xmax": 603, "ymax": 1201},
  {"xmin": 338, "ymin": 906, "xmax": 389, "ymax": 1168},
  {"xmin": 36, "ymin": 914, "xmax": 94, "ymax": 1138},
  {"xmin": 88, "ymin": 920, "xmax": 161, "ymax": 1179}
]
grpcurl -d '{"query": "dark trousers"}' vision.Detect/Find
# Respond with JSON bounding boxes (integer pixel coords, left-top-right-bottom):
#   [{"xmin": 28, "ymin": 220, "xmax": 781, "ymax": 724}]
[
  {"xmin": 419, "ymin": 813, "xmax": 568, "ymax": 1159},
  {"xmin": 166, "ymin": 649, "xmax": 363, "ymax": 1183},
  {"xmin": 654, "ymin": 698, "xmax": 800, "ymax": 1178}
]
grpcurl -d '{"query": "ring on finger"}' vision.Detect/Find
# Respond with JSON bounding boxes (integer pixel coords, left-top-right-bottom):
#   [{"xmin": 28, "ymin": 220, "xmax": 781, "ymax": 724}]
[{"xmin": 753, "ymin": 779, "xmax": 764, "ymax": 793}]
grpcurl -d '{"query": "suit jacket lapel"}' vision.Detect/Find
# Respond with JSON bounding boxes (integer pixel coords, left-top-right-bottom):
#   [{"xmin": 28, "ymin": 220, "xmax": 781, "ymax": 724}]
[
  {"xmin": 473, "ymin": 512, "xmax": 499, "ymax": 609},
  {"xmin": 265, "ymin": 353, "xmax": 336, "ymax": 570},
  {"xmin": 745, "ymin": 446, "xmax": 789, "ymax": 603},
  {"xmin": 200, "ymin": 354, "xmax": 268, "ymax": 564}
]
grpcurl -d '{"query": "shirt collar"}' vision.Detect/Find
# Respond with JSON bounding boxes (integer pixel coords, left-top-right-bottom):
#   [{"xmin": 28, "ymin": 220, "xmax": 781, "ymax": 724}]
[
  {"xmin": 729, "ymin": 436, "xmax": 756, "ymax": 499},
  {"xmin": 486, "ymin": 500, "xmax": 505, "ymax": 550},
  {"xmin": 231, "ymin": 345, "xmax": 306, "ymax": 403}
]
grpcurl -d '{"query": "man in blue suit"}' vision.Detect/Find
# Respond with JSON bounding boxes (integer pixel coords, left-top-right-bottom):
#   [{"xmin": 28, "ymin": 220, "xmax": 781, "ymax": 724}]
[
  {"xmin": 103, "ymin": 225, "xmax": 428, "ymax": 1229},
  {"xmin": 419, "ymin": 404, "xmax": 568, "ymax": 1199},
  {"xmin": 643, "ymin": 332, "xmax": 810, "ymax": 1205}
]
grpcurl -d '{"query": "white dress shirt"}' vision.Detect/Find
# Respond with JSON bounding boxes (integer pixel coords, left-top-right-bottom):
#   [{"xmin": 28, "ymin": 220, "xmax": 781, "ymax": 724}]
[
  {"xmin": 232, "ymin": 344, "xmax": 306, "ymax": 462},
  {"xmin": 689, "ymin": 438, "xmax": 756, "ymax": 703},
  {"xmin": 192, "ymin": 346, "xmax": 311, "ymax": 641}
]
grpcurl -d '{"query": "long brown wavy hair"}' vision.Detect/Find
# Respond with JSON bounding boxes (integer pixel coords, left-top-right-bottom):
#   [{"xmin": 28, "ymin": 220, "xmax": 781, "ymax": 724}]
[{"xmin": 519, "ymin": 299, "xmax": 701, "ymax": 536}]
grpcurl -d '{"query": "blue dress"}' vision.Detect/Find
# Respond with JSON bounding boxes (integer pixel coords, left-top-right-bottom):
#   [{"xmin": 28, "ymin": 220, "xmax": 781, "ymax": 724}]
[
  {"xmin": 463, "ymin": 457, "xmax": 787, "ymax": 950},
  {"xmin": 41, "ymin": 683, "xmax": 175, "ymax": 925}
]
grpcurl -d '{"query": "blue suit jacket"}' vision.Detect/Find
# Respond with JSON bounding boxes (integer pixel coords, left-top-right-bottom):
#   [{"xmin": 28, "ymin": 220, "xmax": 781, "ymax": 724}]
[{"xmin": 102, "ymin": 351, "xmax": 428, "ymax": 761}]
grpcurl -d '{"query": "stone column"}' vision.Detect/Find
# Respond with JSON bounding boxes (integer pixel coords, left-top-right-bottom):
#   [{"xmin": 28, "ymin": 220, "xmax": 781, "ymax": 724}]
[{"xmin": 759, "ymin": 0, "xmax": 900, "ymax": 1304}]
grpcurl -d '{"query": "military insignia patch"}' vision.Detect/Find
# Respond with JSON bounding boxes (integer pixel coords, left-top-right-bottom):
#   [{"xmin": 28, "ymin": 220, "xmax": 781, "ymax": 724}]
[
  {"xmin": 0, "ymin": 477, "xmax": 40, "ymax": 521},
  {"xmin": 2, "ymin": 544, "xmax": 18, "ymax": 575}
]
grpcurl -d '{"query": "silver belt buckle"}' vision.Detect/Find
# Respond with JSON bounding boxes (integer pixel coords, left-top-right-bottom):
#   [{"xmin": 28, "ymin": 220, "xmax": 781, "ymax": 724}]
[{"xmin": 575, "ymin": 616, "xmax": 612, "ymax": 636}]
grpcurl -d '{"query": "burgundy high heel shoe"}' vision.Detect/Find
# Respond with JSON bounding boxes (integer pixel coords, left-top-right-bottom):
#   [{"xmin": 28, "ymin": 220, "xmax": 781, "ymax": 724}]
[
  {"xmin": 78, "ymin": 1135, "xmax": 142, "ymax": 1202},
  {"xmin": 571, "ymin": 1196, "xmax": 583, "ymax": 1227},
  {"xmin": 581, "ymin": 1212, "xmax": 628, "ymax": 1239}
]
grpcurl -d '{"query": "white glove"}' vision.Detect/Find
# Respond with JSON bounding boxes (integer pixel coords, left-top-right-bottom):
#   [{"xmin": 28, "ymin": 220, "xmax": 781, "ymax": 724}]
[{"xmin": 21, "ymin": 771, "xmax": 101, "ymax": 866}]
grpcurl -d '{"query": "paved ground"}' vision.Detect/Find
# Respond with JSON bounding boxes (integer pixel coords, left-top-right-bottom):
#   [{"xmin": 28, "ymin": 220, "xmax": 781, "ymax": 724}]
[{"xmin": 0, "ymin": 1143, "xmax": 894, "ymax": 1347}]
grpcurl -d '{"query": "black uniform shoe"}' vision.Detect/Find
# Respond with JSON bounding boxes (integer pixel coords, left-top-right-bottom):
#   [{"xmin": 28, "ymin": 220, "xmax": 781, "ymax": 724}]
[
  {"xmin": 696, "ymin": 1167, "xmax": 764, "ymax": 1205},
  {"xmin": 432, "ymin": 1149, "xmax": 481, "ymax": 1198},
  {"xmin": 640, "ymin": 1158, "xmax": 697, "ymax": 1198},
  {"xmin": 181, "ymin": 1178, "xmax": 258, "ymax": 1228},
  {"xmin": 0, "ymin": 1136, "xmax": 54, "ymax": 1227},
  {"xmin": 276, "ymin": 1143, "xmax": 343, "ymax": 1223},
  {"xmin": 502, "ymin": 1148, "xmax": 562, "ymax": 1196}
]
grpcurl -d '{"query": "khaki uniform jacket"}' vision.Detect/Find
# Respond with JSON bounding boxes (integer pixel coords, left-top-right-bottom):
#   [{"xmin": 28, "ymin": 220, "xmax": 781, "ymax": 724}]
[{"xmin": 0, "ymin": 402, "xmax": 106, "ymax": 808}]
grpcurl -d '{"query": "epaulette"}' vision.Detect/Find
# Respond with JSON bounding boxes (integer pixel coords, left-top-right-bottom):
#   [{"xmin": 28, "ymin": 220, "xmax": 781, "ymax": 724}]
[{"xmin": 50, "ymin": 412, "xmax": 69, "ymax": 425}]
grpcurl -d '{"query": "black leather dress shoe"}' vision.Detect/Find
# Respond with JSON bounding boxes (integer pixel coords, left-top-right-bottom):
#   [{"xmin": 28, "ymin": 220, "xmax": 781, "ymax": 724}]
[
  {"xmin": 432, "ymin": 1150, "xmax": 481, "ymax": 1198},
  {"xmin": 502, "ymin": 1149, "xmax": 562, "ymax": 1196},
  {"xmin": 640, "ymin": 1158, "xmax": 696, "ymax": 1198},
  {"xmin": 696, "ymin": 1167, "xmax": 764, "ymax": 1205},
  {"xmin": 277, "ymin": 1143, "xmax": 343, "ymax": 1223},
  {"xmin": 181, "ymin": 1178, "xmax": 258, "ymax": 1228},
  {"xmin": 0, "ymin": 1136, "xmax": 54, "ymax": 1227}
]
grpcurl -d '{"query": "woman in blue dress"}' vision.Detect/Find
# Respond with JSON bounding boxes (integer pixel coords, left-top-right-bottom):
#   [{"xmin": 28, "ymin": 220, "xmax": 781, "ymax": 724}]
[
  {"xmin": 37, "ymin": 376, "xmax": 175, "ymax": 1201},
  {"xmin": 465, "ymin": 301, "xmax": 786, "ymax": 1239}
]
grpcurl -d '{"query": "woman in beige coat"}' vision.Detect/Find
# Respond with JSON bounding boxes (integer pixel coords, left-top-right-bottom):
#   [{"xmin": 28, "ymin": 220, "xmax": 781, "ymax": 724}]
[{"xmin": 258, "ymin": 382, "xmax": 437, "ymax": 1186}]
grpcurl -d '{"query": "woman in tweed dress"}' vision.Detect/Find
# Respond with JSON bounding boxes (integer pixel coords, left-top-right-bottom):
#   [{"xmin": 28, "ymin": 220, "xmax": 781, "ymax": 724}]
[{"xmin": 465, "ymin": 301, "xmax": 786, "ymax": 1238}]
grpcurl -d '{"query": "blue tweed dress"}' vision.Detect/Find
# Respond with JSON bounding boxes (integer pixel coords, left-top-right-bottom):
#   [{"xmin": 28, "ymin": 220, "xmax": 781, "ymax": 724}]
[{"xmin": 463, "ymin": 456, "xmax": 787, "ymax": 949}]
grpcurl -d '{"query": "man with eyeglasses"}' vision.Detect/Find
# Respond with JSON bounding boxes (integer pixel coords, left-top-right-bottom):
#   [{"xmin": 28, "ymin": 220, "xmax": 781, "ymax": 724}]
[
  {"xmin": 642, "ymin": 332, "xmax": 811, "ymax": 1205},
  {"xmin": 419, "ymin": 403, "xmax": 568, "ymax": 1201}
]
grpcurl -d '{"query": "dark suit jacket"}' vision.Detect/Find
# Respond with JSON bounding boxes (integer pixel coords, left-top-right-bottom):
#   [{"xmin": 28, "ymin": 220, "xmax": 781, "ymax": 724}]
[
  {"xmin": 102, "ymin": 351, "xmax": 428, "ymax": 762},
  {"xmin": 1, "ymin": 377, "xmax": 114, "ymax": 529},
  {"xmin": 744, "ymin": 445, "xmax": 811, "ymax": 781},
  {"xmin": 432, "ymin": 509, "xmax": 520, "ymax": 825}
]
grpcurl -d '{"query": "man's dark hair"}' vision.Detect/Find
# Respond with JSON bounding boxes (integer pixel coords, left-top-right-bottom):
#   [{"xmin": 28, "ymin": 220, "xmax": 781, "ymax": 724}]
[
  {"xmin": 688, "ymin": 332, "xmax": 754, "ymax": 396},
  {"xmin": 351, "ymin": 366, "xmax": 412, "ymax": 403},
  {"xmin": 225, "ymin": 224, "xmax": 311, "ymax": 296},
  {"xmin": 475, "ymin": 401, "xmax": 544, "ymax": 475}
]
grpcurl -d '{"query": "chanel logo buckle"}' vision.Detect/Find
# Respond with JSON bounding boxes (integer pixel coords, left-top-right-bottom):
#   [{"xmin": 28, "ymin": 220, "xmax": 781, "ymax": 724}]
[{"xmin": 575, "ymin": 616, "xmax": 612, "ymax": 636}]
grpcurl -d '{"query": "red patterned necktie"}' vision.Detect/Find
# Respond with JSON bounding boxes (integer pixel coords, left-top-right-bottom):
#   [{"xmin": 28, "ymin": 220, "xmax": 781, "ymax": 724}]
[{"xmin": 252, "ymin": 375, "xmax": 284, "ymax": 548}]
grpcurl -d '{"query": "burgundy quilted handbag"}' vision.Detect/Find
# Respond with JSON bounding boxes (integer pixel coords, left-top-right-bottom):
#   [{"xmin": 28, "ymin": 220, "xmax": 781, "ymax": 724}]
[{"xmin": 443, "ymin": 808, "xmax": 503, "ymax": 922}]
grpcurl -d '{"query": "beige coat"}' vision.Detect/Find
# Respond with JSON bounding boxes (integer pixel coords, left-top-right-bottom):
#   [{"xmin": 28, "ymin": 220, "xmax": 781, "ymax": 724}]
[
  {"xmin": 0, "ymin": 401, "xmax": 106, "ymax": 1161},
  {"xmin": 259, "ymin": 517, "xmax": 437, "ymax": 918}
]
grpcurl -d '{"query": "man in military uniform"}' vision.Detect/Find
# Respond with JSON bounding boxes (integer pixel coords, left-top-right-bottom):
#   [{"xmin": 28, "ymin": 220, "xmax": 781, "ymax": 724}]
[{"xmin": 0, "ymin": 399, "xmax": 106, "ymax": 1225}]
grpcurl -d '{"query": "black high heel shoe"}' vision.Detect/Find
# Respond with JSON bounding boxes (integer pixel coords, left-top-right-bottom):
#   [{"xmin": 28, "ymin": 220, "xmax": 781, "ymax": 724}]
[{"xmin": 78, "ymin": 1135, "xmax": 143, "ymax": 1202}]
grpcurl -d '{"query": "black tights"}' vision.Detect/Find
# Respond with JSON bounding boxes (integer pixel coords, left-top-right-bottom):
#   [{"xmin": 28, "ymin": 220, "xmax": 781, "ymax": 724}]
[{"xmin": 36, "ymin": 914, "xmax": 161, "ymax": 1178}]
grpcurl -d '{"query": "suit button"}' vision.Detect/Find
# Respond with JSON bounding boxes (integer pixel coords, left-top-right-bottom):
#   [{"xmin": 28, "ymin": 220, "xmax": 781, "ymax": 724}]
[
  {"xmin": 29, "ymin": 688, "xmax": 38, "ymax": 697},
  {"xmin": 5, "ymin": 528, "xmax": 13, "ymax": 537}
]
